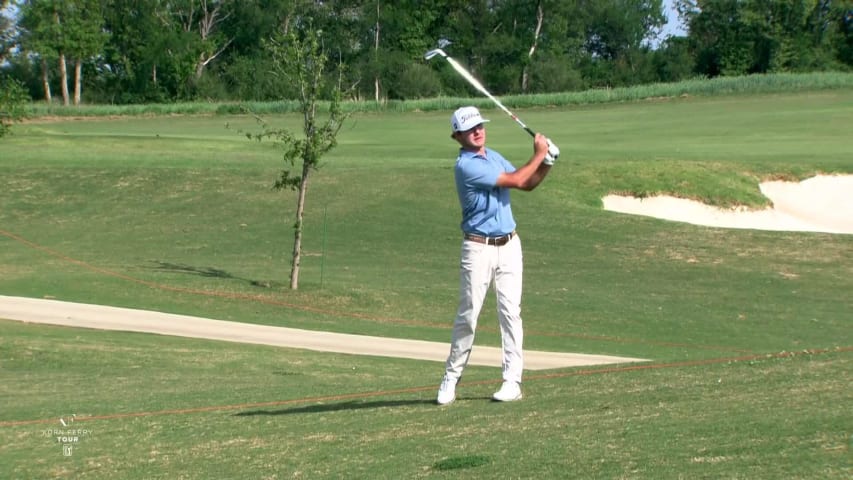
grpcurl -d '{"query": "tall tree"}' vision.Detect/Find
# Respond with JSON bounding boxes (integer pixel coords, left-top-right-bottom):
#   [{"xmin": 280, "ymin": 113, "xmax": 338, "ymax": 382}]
[
  {"xmin": 100, "ymin": 0, "xmax": 177, "ymax": 102},
  {"xmin": 525, "ymin": 0, "xmax": 590, "ymax": 92},
  {"xmin": 63, "ymin": 0, "xmax": 107, "ymax": 105},
  {"xmin": 172, "ymin": 0, "xmax": 234, "ymax": 82},
  {"xmin": 578, "ymin": 0, "xmax": 666, "ymax": 86},
  {"xmin": 679, "ymin": 0, "xmax": 852, "ymax": 76},
  {"xmin": 813, "ymin": 0, "xmax": 853, "ymax": 68},
  {"xmin": 484, "ymin": 0, "xmax": 569, "ymax": 93},
  {"xmin": 252, "ymin": 25, "xmax": 349, "ymax": 290},
  {"xmin": 521, "ymin": 1, "xmax": 546, "ymax": 92},
  {"xmin": 836, "ymin": 2, "xmax": 853, "ymax": 65},
  {"xmin": 18, "ymin": 0, "xmax": 61, "ymax": 102},
  {"xmin": 365, "ymin": 0, "xmax": 446, "ymax": 99},
  {"xmin": 214, "ymin": 0, "xmax": 306, "ymax": 100},
  {"xmin": 99, "ymin": 0, "xmax": 235, "ymax": 101},
  {"xmin": 0, "ymin": 0, "xmax": 16, "ymax": 63},
  {"xmin": 370, "ymin": 0, "xmax": 381, "ymax": 100},
  {"xmin": 18, "ymin": 0, "xmax": 105, "ymax": 105}
]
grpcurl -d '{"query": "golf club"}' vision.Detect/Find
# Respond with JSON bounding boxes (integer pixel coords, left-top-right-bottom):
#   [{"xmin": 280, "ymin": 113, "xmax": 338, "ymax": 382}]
[{"xmin": 424, "ymin": 42, "xmax": 559, "ymax": 160}]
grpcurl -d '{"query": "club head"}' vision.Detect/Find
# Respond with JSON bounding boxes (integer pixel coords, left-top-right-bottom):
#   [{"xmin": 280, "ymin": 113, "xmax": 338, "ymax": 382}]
[
  {"xmin": 424, "ymin": 48, "xmax": 447, "ymax": 60},
  {"xmin": 437, "ymin": 38, "xmax": 452, "ymax": 49}
]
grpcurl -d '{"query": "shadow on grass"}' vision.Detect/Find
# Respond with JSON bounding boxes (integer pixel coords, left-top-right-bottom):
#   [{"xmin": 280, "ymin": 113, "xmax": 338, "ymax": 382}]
[
  {"xmin": 234, "ymin": 399, "xmax": 435, "ymax": 416},
  {"xmin": 434, "ymin": 454, "xmax": 491, "ymax": 471},
  {"xmin": 147, "ymin": 261, "xmax": 284, "ymax": 289}
]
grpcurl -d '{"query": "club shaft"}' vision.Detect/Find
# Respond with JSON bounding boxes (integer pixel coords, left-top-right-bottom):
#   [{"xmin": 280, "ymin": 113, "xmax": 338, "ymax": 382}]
[{"xmin": 444, "ymin": 56, "xmax": 535, "ymax": 137}]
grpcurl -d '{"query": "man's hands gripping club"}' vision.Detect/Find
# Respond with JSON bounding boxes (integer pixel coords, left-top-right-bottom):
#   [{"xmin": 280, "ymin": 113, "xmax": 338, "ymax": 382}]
[
  {"xmin": 496, "ymin": 133, "xmax": 554, "ymax": 191},
  {"xmin": 535, "ymin": 134, "xmax": 559, "ymax": 166},
  {"xmin": 534, "ymin": 134, "xmax": 560, "ymax": 166},
  {"xmin": 544, "ymin": 138, "xmax": 560, "ymax": 166}
]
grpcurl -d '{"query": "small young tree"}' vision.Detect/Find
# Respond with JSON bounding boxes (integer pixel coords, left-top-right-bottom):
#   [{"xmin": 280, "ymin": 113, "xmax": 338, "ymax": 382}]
[{"xmin": 252, "ymin": 26, "xmax": 349, "ymax": 290}]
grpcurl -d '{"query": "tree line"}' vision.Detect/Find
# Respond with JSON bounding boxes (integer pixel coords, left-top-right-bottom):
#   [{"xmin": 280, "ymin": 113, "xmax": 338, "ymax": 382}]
[{"xmin": 1, "ymin": 0, "xmax": 851, "ymax": 106}]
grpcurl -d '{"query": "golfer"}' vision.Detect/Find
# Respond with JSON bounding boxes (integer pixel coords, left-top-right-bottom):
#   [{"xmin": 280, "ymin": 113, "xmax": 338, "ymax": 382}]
[{"xmin": 437, "ymin": 106, "xmax": 554, "ymax": 405}]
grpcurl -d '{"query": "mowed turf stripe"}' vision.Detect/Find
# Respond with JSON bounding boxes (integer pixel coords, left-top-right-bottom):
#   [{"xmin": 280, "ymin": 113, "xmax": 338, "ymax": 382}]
[
  {"xmin": 0, "ymin": 347, "xmax": 846, "ymax": 428},
  {"xmin": 0, "ymin": 228, "xmax": 756, "ymax": 354}
]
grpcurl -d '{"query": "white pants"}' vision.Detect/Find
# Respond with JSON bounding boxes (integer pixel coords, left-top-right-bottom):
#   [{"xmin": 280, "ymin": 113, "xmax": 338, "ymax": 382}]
[{"xmin": 444, "ymin": 234, "xmax": 524, "ymax": 383}]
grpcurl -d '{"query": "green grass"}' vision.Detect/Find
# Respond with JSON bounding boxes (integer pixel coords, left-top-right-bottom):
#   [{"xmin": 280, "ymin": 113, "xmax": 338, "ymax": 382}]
[
  {"xmin": 1, "ymin": 323, "xmax": 848, "ymax": 479},
  {"xmin": 1, "ymin": 86, "xmax": 851, "ymax": 478}
]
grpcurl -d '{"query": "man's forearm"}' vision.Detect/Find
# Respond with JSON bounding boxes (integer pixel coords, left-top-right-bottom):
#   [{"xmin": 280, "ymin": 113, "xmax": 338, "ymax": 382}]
[
  {"xmin": 522, "ymin": 162, "xmax": 552, "ymax": 191},
  {"xmin": 509, "ymin": 157, "xmax": 551, "ymax": 191},
  {"xmin": 496, "ymin": 150, "xmax": 550, "ymax": 190}
]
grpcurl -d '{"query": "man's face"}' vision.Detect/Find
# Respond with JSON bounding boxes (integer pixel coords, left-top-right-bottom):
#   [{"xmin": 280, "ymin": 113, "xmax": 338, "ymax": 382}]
[{"xmin": 453, "ymin": 123, "xmax": 486, "ymax": 150}]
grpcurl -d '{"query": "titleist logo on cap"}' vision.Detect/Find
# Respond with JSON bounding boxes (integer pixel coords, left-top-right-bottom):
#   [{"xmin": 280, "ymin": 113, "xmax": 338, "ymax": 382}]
[
  {"xmin": 457, "ymin": 112, "xmax": 479, "ymax": 124},
  {"xmin": 451, "ymin": 106, "xmax": 490, "ymax": 132}
]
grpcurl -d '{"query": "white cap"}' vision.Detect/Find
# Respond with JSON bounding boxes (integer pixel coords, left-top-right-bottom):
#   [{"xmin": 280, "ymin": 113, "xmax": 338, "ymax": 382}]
[{"xmin": 450, "ymin": 106, "xmax": 490, "ymax": 132}]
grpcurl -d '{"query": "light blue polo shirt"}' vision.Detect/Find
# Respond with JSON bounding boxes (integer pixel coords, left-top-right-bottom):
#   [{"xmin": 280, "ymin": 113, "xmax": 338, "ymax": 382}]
[{"xmin": 454, "ymin": 148, "xmax": 517, "ymax": 236}]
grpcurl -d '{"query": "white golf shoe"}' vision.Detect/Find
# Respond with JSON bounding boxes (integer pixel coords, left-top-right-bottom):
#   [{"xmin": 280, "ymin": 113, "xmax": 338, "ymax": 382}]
[
  {"xmin": 436, "ymin": 375, "xmax": 457, "ymax": 405},
  {"xmin": 492, "ymin": 381, "xmax": 522, "ymax": 402}
]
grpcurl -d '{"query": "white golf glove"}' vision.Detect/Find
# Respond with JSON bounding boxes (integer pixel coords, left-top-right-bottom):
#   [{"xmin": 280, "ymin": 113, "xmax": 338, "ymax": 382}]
[{"xmin": 544, "ymin": 139, "xmax": 560, "ymax": 166}]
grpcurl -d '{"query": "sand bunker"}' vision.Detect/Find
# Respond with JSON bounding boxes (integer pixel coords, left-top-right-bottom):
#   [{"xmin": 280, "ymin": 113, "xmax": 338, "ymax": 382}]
[{"xmin": 602, "ymin": 175, "xmax": 853, "ymax": 234}]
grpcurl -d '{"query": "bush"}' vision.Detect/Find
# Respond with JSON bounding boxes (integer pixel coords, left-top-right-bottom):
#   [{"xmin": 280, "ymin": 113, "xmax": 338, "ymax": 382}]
[
  {"xmin": 528, "ymin": 54, "xmax": 585, "ymax": 93},
  {"xmin": 653, "ymin": 37, "xmax": 695, "ymax": 83},
  {"xmin": 0, "ymin": 76, "xmax": 27, "ymax": 138},
  {"xmin": 388, "ymin": 62, "xmax": 442, "ymax": 100},
  {"xmin": 219, "ymin": 55, "xmax": 294, "ymax": 101}
]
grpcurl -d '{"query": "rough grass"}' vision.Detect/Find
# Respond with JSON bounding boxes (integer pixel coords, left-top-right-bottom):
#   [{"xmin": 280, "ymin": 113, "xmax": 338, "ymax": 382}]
[{"xmin": 22, "ymin": 71, "xmax": 853, "ymax": 118}]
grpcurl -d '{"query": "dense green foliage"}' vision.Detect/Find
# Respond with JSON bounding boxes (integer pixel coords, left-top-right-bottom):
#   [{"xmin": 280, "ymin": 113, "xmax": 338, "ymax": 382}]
[
  {"xmin": 0, "ymin": 75, "xmax": 27, "ymax": 135},
  {"xmin": 2, "ymin": 0, "xmax": 850, "ymax": 105},
  {"xmin": 678, "ymin": 0, "xmax": 853, "ymax": 75}
]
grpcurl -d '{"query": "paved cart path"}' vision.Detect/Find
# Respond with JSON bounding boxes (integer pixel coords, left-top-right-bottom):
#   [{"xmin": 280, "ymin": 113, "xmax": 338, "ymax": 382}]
[{"xmin": 0, "ymin": 295, "xmax": 646, "ymax": 369}]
